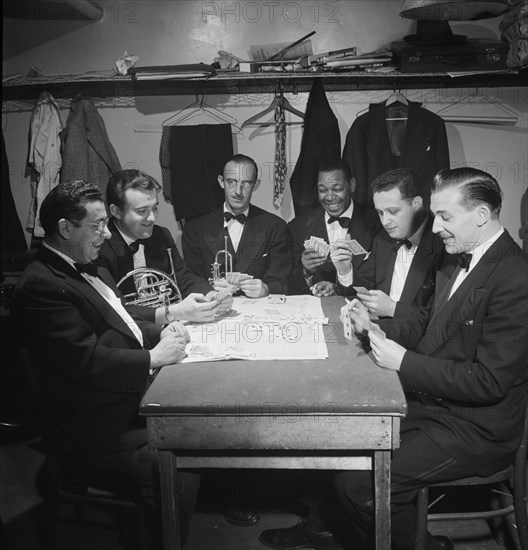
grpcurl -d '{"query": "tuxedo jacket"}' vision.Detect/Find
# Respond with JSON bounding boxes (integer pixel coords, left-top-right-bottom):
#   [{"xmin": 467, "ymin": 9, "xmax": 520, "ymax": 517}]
[
  {"xmin": 96, "ymin": 220, "xmax": 212, "ymax": 321},
  {"xmin": 182, "ymin": 204, "xmax": 292, "ymax": 295},
  {"xmin": 380, "ymin": 231, "xmax": 528, "ymax": 476},
  {"xmin": 342, "ymin": 101, "xmax": 449, "ymax": 208},
  {"xmin": 288, "ymin": 203, "xmax": 381, "ymax": 295},
  {"xmin": 350, "ymin": 214, "xmax": 446, "ymax": 317},
  {"xmin": 11, "ymin": 246, "xmax": 162, "ymax": 457}
]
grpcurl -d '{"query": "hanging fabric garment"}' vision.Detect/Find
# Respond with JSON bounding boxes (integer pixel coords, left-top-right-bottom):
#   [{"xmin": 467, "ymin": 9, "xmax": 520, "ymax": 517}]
[
  {"xmin": 60, "ymin": 97, "xmax": 122, "ymax": 194},
  {"xmin": 2, "ymin": 133, "xmax": 27, "ymax": 253},
  {"xmin": 342, "ymin": 101, "xmax": 449, "ymax": 209},
  {"xmin": 273, "ymin": 96, "xmax": 287, "ymax": 209},
  {"xmin": 290, "ymin": 80, "xmax": 341, "ymax": 216},
  {"xmin": 27, "ymin": 91, "xmax": 63, "ymax": 237},
  {"xmin": 159, "ymin": 124, "xmax": 233, "ymax": 220}
]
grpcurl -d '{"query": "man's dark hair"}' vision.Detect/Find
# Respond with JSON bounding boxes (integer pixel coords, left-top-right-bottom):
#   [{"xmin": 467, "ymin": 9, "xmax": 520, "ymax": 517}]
[
  {"xmin": 40, "ymin": 180, "xmax": 103, "ymax": 236},
  {"xmin": 106, "ymin": 169, "xmax": 161, "ymax": 210},
  {"xmin": 224, "ymin": 154, "xmax": 259, "ymax": 180},
  {"xmin": 371, "ymin": 168, "xmax": 422, "ymax": 201},
  {"xmin": 432, "ymin": 167, "xmax": 503, "ymax": 217},
  {"xmin": 318, "ymin": 160, "xmax": 352, "ymax": 181}
]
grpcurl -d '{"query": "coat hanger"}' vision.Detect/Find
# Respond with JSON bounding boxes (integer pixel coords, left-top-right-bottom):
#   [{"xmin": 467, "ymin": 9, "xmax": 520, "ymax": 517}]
[
  {"xmin": 134, "ymin": 93, "xmax": 241, "ymax": 133},
  {"xmin": 240, "ymin": 89, "xmax": 304, "ymax": 128},
  {"xmin": 434, "ymin": 90, "xmax": 518, "ymax": 125},
  {"xmin": 385, "ymin": 87, "xmax": 409, "ymax": 121}
]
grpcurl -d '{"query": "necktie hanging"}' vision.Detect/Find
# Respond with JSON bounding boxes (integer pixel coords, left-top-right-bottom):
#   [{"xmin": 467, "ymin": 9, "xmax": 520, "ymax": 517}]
[{"xmin": 273, "ymin": 92, "xmax": 287, "ymax": 210}]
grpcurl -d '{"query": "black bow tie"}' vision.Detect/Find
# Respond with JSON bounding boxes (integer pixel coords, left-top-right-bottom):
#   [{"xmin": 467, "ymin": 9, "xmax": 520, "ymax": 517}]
[
  {"xmin": 395, "ymin": 239, "xmax": 413, "ymax": 250},
  {"xmin": 75, "ymin": 262, "xmax": 99, "ymax": 277},
  {"xmin": 128, "ymin": 239, "xmax": 145, "ymax": 254},
  {"xmin": 457, "ymin": 253, "xmax": 472, "ymax": 271},
  {"xmin": 224, "ymin": 212, "xmax": 247, "ymax": 224},
  {"xmin": 327, "ymin": 216, "xmax": 350, "ymax": 229}
]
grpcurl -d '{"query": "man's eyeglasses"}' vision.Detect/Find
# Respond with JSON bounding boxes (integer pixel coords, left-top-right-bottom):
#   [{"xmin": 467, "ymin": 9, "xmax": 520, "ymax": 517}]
[
  {"xmin": 223, "ymin": 179, "xmax": 256, "ymax": 190},
  {"xmin": 70, "ymin": 218, "xmax": 110, "ymax": 234}
]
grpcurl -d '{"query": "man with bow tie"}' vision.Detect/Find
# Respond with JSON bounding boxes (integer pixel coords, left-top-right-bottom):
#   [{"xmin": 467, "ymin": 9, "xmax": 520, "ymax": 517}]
[
  {"xmin": 11, "ymin": 180, "xmax": 199, "ymax": 549},
  {"xmin": 288, "ymin": 160, "xmax": 380, "ymax": 296},
  {"xmin": 346, "ymin": 168, "xmax": 446, "ymax": 318},
  {"xmin": 182, "ymin": 154, "xmax": 291, "ymax": 298},
  {"xmin": 332, "ymin": 167, "xmax": 528, "ymax": 550},
  {"xmin": 96, "ymin": 169, "xmax": 232, "ymax": 324}
]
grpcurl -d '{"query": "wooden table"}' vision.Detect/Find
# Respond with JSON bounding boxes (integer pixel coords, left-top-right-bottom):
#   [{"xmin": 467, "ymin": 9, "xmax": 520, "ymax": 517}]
[{"xmin": 140, "ymin": 296, "xmax": 406, "ymax": 549}]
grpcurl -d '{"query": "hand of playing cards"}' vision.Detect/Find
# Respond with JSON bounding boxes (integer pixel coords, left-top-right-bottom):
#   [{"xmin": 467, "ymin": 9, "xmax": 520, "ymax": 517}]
[{"xmin": 304, "ymin": 236, "xmax": 369, "ymax": 257}]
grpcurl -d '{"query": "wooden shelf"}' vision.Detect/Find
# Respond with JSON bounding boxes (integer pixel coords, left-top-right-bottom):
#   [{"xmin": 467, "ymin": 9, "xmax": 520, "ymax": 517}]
[{"xmin": 2, "ymin": 69, "xmax": 526, "ymax": 101}]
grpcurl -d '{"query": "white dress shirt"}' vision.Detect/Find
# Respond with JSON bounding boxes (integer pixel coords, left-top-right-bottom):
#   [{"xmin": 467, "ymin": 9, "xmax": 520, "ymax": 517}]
[
  {"xmin": 389, "ymin": 217, "xmax": 428, "ymax": 302},
  {"xmin": 223, "ymin": 204, "xmax": 249, "ymax": 253},
  {"xmin": 325, "ymin": 203, "xmax": 354, "ymax": 287},
  {"xmin": 43, "ymin": 242, "xmax": 144, "ymax": 346}
]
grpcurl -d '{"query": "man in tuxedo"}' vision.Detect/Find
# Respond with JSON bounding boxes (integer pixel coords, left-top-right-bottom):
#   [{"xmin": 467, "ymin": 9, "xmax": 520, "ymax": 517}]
[
  {"xmin": 182, "ymin": 154, "xmax": 291, "ymax": 297},
  {"xmin": 348, "ymin": 168, "xmax": 446, "ymax": 318},
  {"xmin": 11, "ymin": 180, "xmax": 198, "ymax": 548},
  {"xmin": 96, "ymin": 169, "xmax": 232, "ymax": 324},
  {"xmin": 260, "ymin": 167, "xmax": 528, "ymax": 550},
  {"xmin": 288, "ymin": 160, "xmax": 380, "ymax": 296}
]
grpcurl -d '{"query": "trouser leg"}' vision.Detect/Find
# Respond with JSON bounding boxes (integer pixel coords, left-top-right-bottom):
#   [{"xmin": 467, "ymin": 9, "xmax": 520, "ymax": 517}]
[{"xmin": 333, "ymin": 429, "xmax": 474, "ymax": 550}]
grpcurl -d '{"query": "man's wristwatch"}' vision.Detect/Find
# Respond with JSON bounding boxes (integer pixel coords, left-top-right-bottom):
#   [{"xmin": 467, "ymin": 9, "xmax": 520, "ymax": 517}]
[{"xmin": 165, "ymin": 303, "xmax": 176, "ymax": 323}]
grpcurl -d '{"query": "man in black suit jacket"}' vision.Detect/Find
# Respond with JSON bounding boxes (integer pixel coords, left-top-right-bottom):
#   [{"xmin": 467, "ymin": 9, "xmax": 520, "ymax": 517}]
[
  {"xmin": 182, "ymin": 154, "xmax": 291, "ymax": 297},
  {"xmin": 288, "ymin": 160, "xmax": 380, "ymax": 296},
  {"xmin": 260, "ymin": 168, "xmax": 528, "ymax": 550},
  {"xmin": 349, "ymin": 168, "xmax": 446, "ymax": 318},
  {"xmin": 11, "ymin": 180, "xmax": 198, "ymax": 548},
  {"xmin": 96, "ymin": 170, "xmax": 232, "ymax": 324}
]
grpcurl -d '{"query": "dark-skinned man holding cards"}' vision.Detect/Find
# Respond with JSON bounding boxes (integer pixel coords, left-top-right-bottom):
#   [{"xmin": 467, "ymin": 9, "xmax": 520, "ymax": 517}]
[
  {"xmin": 342, "ymin": 167, "xmax": 446, "ymax": 319},
  {"xmin": 288, "ymin": 160, "xmax": 380, "ymax": 297},
  {"xmin": 335, "ymin": 167, "xmax": 528, "ymax": 550}
]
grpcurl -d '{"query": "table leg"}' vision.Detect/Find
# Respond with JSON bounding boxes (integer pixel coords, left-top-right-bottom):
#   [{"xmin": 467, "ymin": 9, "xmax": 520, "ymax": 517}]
[
  {"xmin": 374, "ymin": 450, "xmax": 391, "ymax": 550},
  {"xmin": 158, "ymin": 450, "xmax": 180, "ymax": 550}
]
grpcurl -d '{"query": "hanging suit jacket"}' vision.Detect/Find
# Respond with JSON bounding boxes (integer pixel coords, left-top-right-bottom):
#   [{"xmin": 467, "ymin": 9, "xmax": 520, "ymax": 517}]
[
  {"xmin": 11, "ymin": 246, "xmax": 162, "ymax": 456},
  {"xmin": 289, "ymin": 80, "xmax": 341, "ymax": 216},
  {"xmin": 342, "ymin": 101, "xmax": 449, "ymax": 208},
  {"xmin": 95, "ymin": 220, "xmax": 213, "ymax": 322},
  {"xmin": 288, "ymin": 203, "xmax": 380, "ymax": 295},
  {"xmin": 379, "ymin": 230, "xmax": 528, "ymax": 476},
  {"xmin": 28, "ymin": 91, "xmax": 63, "ymax": 237},
  {"xmin": 349, "ymin": 214, "xmax": 446, "ymax": 317},
  {"xmin": 60, "ymin": 97, "xmax": 122, "ymax": 194},
  {"xmin": 182, "ymin": 204, "xmax": 292, "ymax": 295}
]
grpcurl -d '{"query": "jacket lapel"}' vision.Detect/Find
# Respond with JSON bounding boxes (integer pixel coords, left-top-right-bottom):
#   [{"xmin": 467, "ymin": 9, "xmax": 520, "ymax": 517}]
[
  {"xmin": 400, "ymin": 103, "xmax": 429, "ymax": 168},
  {"xmin": 424, "ymin": 233, "xmax": 513, "ymax": 353},
  {"xmin": 375, "ymin": 237, "xmax": 397, "ymax": 294},
  {"xmin": 236, "ymin": 206, "xmax": 266, "ymax": 273},
  {"xmin": 108, "ymin": 220, "xmax": 134, "ymax": 276}
]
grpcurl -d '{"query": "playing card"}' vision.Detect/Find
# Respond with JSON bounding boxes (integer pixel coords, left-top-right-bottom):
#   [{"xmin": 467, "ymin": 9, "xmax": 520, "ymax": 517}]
[
  {"xmin": 343, "ymin": 312, "xmax": 353, "ymax": 340},
  {"xmin": 346, "ymin": 239, "xmax": 368, "ymax": 256},
  {"xmin": 369, "ymin": 323, "xmax": 386, "ymax": 340},
  {"xmin": 226, "ymin": 272, "xmax": 241, "ymax": 285},
  {"xmin": 237, "ymin": 273, "xmax": 254, "ymax": 282},
  {"xmin": 215, "ymin": 287, "xmax": 233, "ymax": 301},
  {"xmin": 353, "ymin": 286, "xmax": 370, "ymax": 295}
]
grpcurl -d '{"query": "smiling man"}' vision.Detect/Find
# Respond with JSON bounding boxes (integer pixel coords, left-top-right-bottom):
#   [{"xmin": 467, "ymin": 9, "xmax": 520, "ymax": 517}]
[
  {"xmin": 182, "ymin": 154, "xmax": 291, "ymax": 298},
  {"xmin": 288, "ymin": 160, "xmax": 380, "ymax": 296},
  {"xmin": 96, "ymin": 169, "xmax": 232, "ymax": 324},
  {"xmin": 347, "ymin": 168, "xmax": 446, "ymax": 318},
  {"xmin": 334, "ymin": 167, "xmax": 528, "ymax": 550},
  {"xmin": 11, "ymin": 180, "xmax": 198, "ymax": 549}
]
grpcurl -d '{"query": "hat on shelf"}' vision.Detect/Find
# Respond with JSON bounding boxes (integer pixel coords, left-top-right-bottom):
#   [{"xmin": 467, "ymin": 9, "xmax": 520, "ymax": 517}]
[{"xmin": 404, "ymin": 20, "xmax": 467, "ymax": 44}]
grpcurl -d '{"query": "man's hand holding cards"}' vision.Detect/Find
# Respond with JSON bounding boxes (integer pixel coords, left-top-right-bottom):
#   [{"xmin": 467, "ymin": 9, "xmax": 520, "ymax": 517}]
[{"xmin": 302, "ymin": 237, "xmax": 331, "ymax": 273}]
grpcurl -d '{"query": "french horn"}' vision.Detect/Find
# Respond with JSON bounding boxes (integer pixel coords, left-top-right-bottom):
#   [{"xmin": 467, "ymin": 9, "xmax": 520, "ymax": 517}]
[{"xmin": 117, "ymin": 248, "xmax": 182, "ymax": 307}]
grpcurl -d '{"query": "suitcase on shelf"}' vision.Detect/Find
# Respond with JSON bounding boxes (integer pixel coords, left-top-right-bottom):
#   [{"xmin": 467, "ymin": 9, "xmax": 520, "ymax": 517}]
[{"xmin": 391, "ymin": 39, "xmax": 509, "ymax": 73}]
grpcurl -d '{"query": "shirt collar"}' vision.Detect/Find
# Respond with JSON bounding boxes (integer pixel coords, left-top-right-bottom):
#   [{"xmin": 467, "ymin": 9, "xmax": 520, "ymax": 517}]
[
  {"xmin": 42, "ymin": 241, "xmax": 78, "ymax": 270},
  {"xmin": 466, "ymin": 226, "xmax": 504, "ymax": 270},
  {"xmin": 407, "ymin": 216, "xmax": 428, "ymax": 248},
  {"xmin": 223, "ymin": 203, "xmax": 250, "ymax": 218},
  {"xmin": 114, "ymin": 222, "xmax": 137, "ymax": 246},
  {"xmin": 324, "ymin": 202, "xmax": 354, "ymax": 223}
]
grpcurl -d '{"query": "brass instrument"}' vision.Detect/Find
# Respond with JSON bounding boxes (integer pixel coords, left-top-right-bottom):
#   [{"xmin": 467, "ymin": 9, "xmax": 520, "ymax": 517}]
[
  {"xmin": 210, "ymin": 236, "xmax": 233, "ymax": 284},
  {"xmin": 117, "ymin": 248, "xmax": 182, "ymax": 307}
]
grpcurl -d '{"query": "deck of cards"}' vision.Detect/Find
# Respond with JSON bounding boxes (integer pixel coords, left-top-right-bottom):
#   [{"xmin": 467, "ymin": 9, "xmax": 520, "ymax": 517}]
[
  {"xmin": 304, "ymin": 236, "xmax": 331, "ymax": 257},
  {"xmin": 225, "ymin": 272, "xmax": 254, "ymax": 286}
]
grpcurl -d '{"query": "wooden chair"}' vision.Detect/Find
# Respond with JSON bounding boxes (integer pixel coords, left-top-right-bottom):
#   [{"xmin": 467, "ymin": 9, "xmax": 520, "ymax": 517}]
[
  {"xmin": 19, "ymin": 348, "xmax": 136, "ymax": 548},
  {"xmin": 415, "ymin": 401, "xmax": 528, "ymax": 550}
]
